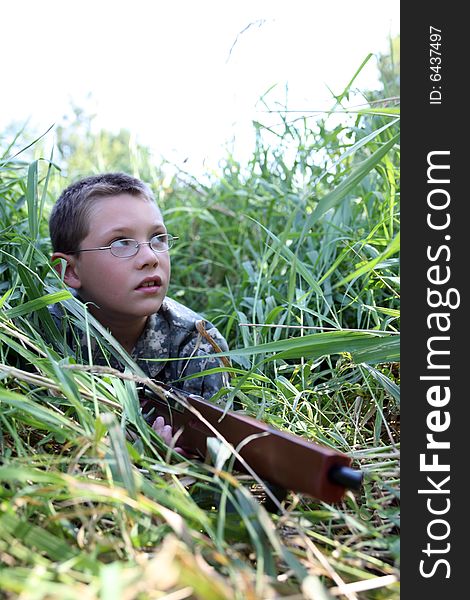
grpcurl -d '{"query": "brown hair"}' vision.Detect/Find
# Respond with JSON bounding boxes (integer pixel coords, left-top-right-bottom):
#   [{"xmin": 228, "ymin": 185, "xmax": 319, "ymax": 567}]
[{"xmin": 49, "ymin": 172, "xmax": 155, "ymax": 252}]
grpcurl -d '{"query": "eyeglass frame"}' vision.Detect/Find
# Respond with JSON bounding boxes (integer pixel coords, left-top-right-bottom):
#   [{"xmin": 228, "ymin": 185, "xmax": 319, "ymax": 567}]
[{"xmin": 65, "ymin": 233, "xmax": 178, "ymax": 258}]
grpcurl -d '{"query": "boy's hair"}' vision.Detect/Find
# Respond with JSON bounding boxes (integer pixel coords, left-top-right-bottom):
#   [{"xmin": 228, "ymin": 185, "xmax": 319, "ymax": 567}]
[{"xmin": 49, "ymin": 172, "xmax": 155, "ymax": 253}]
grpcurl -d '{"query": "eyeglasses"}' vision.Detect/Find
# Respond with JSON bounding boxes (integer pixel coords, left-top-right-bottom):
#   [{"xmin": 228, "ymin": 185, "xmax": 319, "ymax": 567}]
[{"xmin": 66, "ymin": 234, "xmax": 178, "ymax": 258}]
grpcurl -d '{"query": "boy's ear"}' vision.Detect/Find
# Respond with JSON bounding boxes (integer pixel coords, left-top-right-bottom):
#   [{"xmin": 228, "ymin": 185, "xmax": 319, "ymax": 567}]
[{"xmin": 51, "ymin": 253, "xmax": 82, "ymax": 289}]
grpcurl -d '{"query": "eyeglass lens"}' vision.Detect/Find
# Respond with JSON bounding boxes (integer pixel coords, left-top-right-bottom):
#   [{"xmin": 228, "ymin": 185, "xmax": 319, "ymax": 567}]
[{"xmin": 110, "ymin": 234, "xmax": 173, "ymax": 257}]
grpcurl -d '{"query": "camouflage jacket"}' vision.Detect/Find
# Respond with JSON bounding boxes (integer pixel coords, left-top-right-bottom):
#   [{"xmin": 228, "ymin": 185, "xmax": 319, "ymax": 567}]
[{"xmin": 49, "ymin": 296, "xmax": 229, "ymax": 401}]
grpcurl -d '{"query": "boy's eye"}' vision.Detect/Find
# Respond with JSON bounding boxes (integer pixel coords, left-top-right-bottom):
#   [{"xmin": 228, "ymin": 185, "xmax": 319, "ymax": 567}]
[
  {"xmin": 112, "ymin": 238, "xmax": 135, "ymax": 248},
  {"xmin": 150, "ymin": 233, "xmax": 169, "ymax": 248},
  {"xmin": 153, "ymin": 233, "xmax": 168, "ymax": 242}
]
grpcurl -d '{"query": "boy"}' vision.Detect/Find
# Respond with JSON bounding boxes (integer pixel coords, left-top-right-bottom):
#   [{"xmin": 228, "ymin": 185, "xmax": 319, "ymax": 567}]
[{"xmin": 48, "ymin": 172, "xmax": 229, "ymax": 443}]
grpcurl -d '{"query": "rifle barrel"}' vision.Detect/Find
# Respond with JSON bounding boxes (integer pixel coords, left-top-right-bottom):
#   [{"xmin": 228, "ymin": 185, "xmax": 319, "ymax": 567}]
[
  {"xmin": 329, "ymin": 465, "xmax": 364, "ymax": 490},
  {"xmin": 141, "ymin": 387, "xmax": 363, "ymax": 503}
]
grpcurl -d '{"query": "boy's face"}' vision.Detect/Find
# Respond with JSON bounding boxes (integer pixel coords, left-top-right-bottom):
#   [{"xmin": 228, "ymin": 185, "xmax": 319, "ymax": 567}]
[{"xmin": 56, "ymin": 193, "xmax": 171, "ymax": 325}]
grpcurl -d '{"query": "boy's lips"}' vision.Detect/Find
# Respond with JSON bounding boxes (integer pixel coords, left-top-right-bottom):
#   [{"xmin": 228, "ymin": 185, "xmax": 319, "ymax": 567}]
[{"xmin": 135, "ymin": 276, "xmax": 163, "ymax": 291}]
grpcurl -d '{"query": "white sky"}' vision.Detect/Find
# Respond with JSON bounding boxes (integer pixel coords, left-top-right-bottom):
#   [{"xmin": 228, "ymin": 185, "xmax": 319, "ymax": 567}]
[{"xmin": 1, "ymin": 0, "xmax": 399, "ymax": 175}]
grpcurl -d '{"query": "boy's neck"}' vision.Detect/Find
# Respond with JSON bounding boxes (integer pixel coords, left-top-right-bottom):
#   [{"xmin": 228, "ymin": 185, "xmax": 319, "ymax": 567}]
[{"xmin": 93, "ymin": 311, "xmax": 148, "ymax": 354}]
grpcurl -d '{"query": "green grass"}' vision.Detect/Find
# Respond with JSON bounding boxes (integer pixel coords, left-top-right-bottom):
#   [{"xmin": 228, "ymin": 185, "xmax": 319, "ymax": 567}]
[{"xmin": 0, "ymin": 81, "xmax": 400, "ymax": 598}]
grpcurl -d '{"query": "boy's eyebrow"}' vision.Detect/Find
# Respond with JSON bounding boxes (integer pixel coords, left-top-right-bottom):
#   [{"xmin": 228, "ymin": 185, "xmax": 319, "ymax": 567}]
[{"xmin": 103, "ymin": 224, "xmax": 167, "ymax": 236}]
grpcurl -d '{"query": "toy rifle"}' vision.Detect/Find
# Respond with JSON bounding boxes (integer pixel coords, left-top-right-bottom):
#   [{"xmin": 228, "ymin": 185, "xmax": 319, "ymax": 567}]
[{"xmin": 139, "ymin": 383, "xmax": 363, "ymax": 504}]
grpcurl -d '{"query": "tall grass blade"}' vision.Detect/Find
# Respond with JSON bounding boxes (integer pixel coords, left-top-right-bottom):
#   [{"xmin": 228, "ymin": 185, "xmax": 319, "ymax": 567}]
[{"xmin": 312, "ymin": 132, "xmax": 400, "ymax": 221}]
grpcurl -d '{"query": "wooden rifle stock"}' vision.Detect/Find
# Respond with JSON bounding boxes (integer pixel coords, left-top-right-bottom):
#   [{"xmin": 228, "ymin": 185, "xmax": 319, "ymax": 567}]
[{"xmin": 140, "ymin": 385, "xmax": 363, "ymax": 503}]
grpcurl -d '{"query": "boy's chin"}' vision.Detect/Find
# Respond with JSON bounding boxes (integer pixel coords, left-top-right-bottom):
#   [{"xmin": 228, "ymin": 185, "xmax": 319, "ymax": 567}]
[{"xmin": 138, "ymin": 297, "xmax": 165, "ymax": 317}]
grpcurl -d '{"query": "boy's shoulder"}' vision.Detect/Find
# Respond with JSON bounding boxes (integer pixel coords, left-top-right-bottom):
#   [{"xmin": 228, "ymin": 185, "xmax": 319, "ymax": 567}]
[
  {"xmin": 141, "ymin": 296, "xmax": 227, "ymax": 355},
  {"xmin": 146, "ymin": 295, "xmax": 227, "ymax": 346},
  {"xmin": 159, "ymin": 296, "xmax": 207, "ymax": 332},
  {"xmin": 136, "ymin": 296, "xmax": 228, "ymax": 368}
]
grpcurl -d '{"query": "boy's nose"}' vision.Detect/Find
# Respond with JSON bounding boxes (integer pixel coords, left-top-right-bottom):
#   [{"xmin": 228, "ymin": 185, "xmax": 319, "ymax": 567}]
[{"xmin": 135, "ymin": 242, "xmax": 159, "ymax": 267}]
